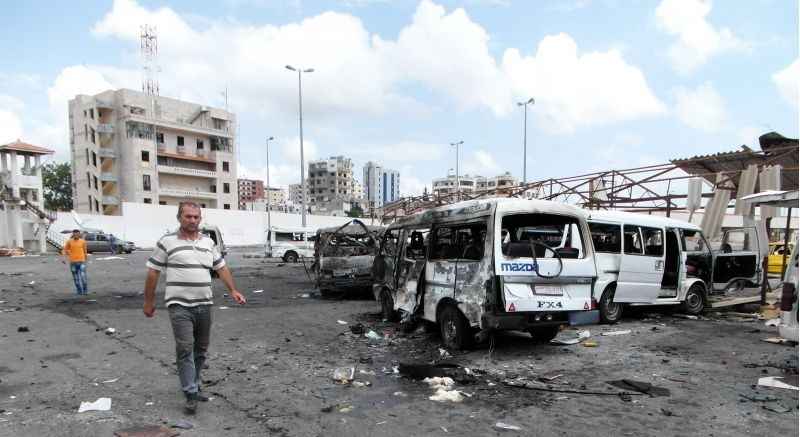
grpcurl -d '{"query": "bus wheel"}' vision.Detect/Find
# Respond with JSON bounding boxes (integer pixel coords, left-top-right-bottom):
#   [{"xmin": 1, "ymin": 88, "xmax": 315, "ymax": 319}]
[
  {"xmin": 681, "ymin": 284, "xmax": 706, "ymax": 315},
  {"xmin": 528, "ymin": 326, "xmax": 560, "ymax": 343},
  {"xmin": 283, "ymin": 251, "xmax": 298, "ymax": 263},
  {"xmin": 380, "ymin": 289, "xmax": 398, "ymax": 322},
  {"xmin": 438, "ymin": 305, "xmax": 471, "ymax": 350},
  {"xmin": 599, "ymin": 286, "xmax": 623, "ymax": 324}
]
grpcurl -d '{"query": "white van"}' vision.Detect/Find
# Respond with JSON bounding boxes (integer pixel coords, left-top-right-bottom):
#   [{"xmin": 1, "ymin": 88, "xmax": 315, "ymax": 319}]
[
  {"xmin": 373, "ymin": 198, "xmax": 598, "ymax": 349},
  {"xmin": 266, "ymin": 226, "xmax": 314, "ymax": 262},
  {"xmin": 587, "ymin": 210, "xmax": 766, "ymax": 323}
]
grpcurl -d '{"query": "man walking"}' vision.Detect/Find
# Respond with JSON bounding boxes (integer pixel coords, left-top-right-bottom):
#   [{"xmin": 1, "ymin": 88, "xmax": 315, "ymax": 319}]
[
  {"xmin": 143, "ymin": 201, "xmax": 246, "ymax": 415},
  {"xmin": 62, "ymin": 229, "xmax": 88, "ymax": 295}
]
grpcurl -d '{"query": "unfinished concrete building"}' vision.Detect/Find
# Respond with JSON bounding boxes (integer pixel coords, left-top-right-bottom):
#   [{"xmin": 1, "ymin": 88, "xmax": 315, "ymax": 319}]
[
  {"xmin": 68, "ymin": 89, "xmax": 238, "ymax": 215},
  {"xmin": 308, "ymin": 156, "xmax": 358, "ymax": 215}
]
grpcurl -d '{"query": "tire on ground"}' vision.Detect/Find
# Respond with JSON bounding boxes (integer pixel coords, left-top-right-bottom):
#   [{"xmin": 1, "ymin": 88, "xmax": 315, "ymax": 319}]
[
  {"xmin": 438, "ymin": 304, "xmax": 472, "ymax": 350},
  {"xmin": 598, "ymin": 284, "xmax": 623, "ymax": 324},
  {"xmin": 527, "ymin": 326, "xmax": 560, "ymax": 343},
  {"xmin": 681, "ymin": 283, "xmax": 706, "ymax": 315}
]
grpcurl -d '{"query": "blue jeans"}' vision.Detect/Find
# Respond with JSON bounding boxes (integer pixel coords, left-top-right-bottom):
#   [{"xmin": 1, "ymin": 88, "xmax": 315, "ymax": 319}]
[
  {"xmin": 168, "ymin": 305, "xmax": 212, "ymax": 397},
  {"xmin": 69, "ymin": 262, "xmax": 88, "ymax": 294}
]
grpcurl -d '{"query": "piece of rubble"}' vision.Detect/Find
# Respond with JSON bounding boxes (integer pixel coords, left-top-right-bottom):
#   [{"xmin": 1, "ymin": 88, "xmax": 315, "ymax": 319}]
[
  {"xmin": 78, "ymin": 397, "xmax": 112, "ymax": 412},
  {"xmin": 332, "ymin": 367, "xmax": 355, "ymax": 384},
  {"xmin": 758, "ymin": 376, "xmax": 799, "ymax": 391},
  {"xmin": 105, "ymin": 328, "xmax": 116, "ymax": 335},
  {"xmin": 17, "ymin": 326, "xmax": 29, "ymax": 333},
  {"xmin": 495, "ymin": 422, "xmax": 522, "ymax": 431},
  {"xmin": 601, "ymin": 330, "xmax": 631, "ymax": 336},
  {"xmin": 550, "ymin": 330, "xmax": 590, "ymax": 345}
]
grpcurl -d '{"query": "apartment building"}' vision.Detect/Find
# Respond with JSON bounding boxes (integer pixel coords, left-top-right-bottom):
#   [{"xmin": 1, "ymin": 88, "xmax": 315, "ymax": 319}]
[
  {"xmin": 432, "ymin": 172, "xmax": 518, "ymax": 197},
  {"xmin": 362, "ymin": 161, "xmax": 399, "ymax": 209},
  {"xmin": 308, "ymin": 156, "xmax": 357, "ymax": 215},
  {"xmin": 68, "ymin": 88, "xmax": 238, "ymax": 215},
  {"xmin": 238, "ymin": 178, "xmax": 264, "ymax": 210}
]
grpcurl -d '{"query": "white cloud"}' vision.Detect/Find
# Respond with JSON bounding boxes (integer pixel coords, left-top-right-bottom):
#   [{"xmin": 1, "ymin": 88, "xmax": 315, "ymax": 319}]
[
  {"xmin": 462, "ymin": 149, "xmax": 500, "ymax": 175},
  {"xmin": 350, "ymin": 141, "xmax": 446, "ymax": 164},
  {"xmin": 399, "ymin": 167, "xmax": 429, "ymax": 197},
  {"xmin": 83, "ymin": 0, "xmax": 661, "ymax": 135},
  {"xmin": 0, "ymin": 110, "xmax": 24, "ymax": 144},
  {"xmin": 502, "ymin": 33, "xmax": 666, "ymax": 133},
  {"xmin": 674, "ymin": 82, "xmax": 727, "ymax": 132},
  {"xmin": 655, "ymin": 0, "xmax": 749, "ymax": 74},
  {"xmin": 772, "ymin": 59, "xmax": 799, "ymax": 108},
  {"xmin": 737, "ymin": 125, "xmax": 763, "ymax": 147}
]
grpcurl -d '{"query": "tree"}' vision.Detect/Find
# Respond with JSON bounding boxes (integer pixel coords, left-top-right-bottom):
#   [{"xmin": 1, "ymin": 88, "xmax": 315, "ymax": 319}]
[
  {"xmin": 42, "ymin": 162, "xmax": 72, "ymax": 211},
  {"xmin": 347, "ymin": 203, "xmax": 364, "ymax": 218}
]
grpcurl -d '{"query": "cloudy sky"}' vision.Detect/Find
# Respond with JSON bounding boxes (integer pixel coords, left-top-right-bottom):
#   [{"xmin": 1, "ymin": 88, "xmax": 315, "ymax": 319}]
[{"xmin": 1, "ymin": 0, "xmax": 797, "ymax": 195}]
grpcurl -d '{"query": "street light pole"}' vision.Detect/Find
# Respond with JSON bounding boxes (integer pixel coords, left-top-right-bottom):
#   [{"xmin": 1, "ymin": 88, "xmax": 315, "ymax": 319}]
[
  {"xmin": 286, "ymin": 65, "xmax": 314, "ymax": 227},
  {"xmin": 450, "ymin": 141, "xmax": 463, "ymax": 199},
  {"xmin": 517, "ymin": 98, "xmax": 534, "ymax": 184},
  {"xmin": 266, "ymin": 136, "xmax": 274, "ymax": 256}
]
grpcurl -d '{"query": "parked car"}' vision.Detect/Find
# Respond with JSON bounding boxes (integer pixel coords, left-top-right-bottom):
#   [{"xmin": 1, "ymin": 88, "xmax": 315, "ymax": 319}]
[
  {"xmin": 62, "ymin": 230, "xmax": 136, "ymax": 254},
  {"xmin": 266, "ymin": 226, "xmax": 315, "ymax": 262},
  {"xmin": 200, "ymin": 225, "xmax": 227, "ymax": 257},
  {"xmin": 313, "ymin": 220, "xmax": 383, "ymax": 295},
  {"xmin": 768, "ymin": 242, "xmax": 794, "ymax": 275},
  {"xmin": 587, "ymin": 210, "xmax": 767, "ymax": 323},
  {"xmin": 373, "ymin": 198, "xmax": 599, "ymax": 349}
]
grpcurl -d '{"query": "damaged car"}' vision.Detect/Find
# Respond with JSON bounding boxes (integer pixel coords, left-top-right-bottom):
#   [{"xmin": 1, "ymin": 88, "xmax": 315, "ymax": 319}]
[
  {"xmin": 373, "ymin": 198, "xmax": 599, "ymax": 349},
  {"xmin": 314, "ymin": 220, "xmax": 384, "ymax": 295},
  {"xmin": 587, "ymin": 210, "xmax": 768, "ymax": 323}
]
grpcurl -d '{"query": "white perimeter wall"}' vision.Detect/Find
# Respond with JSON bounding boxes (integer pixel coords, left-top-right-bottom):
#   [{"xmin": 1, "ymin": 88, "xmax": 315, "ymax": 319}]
[{"xmin": 51, "ymin": 202, "xmax": 358, "ymax": 248}]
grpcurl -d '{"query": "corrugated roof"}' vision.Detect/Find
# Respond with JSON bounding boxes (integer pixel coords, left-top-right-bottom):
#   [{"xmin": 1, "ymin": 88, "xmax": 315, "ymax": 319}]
[
  {"xmin": 670, "ymin": 132, "xmax": 798, "ymax": 195},
  {"xmin": 0, "ymin": 140, "xmax": 55, "ymax": 155}
]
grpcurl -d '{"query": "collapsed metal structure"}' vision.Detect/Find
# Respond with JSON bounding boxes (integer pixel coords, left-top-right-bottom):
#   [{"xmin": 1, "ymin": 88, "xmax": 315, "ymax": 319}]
[{"xmin": 381, "ymin": 132, "xmax": 799, "ymax": 223}]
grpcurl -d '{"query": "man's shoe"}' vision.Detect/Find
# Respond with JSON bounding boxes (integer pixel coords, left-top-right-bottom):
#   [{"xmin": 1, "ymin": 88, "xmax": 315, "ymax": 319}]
[
  {"xmin": 197, "ymin": 392, "xmax": 210, "ymax": 402},
  {"xmin": 184, "ymin": 394, "xmax": 198, "ymax": 415}
]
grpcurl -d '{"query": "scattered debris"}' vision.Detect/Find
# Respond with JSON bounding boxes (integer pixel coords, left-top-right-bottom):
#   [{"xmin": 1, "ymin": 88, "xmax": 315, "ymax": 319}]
[
  {"xmin": 0, "ymin": 247, "xmax": 26, "ymax": 257},
  {"xmin": 17, "ymin": 326, "xmax": 29, "ymax": 333},
  {"xmin": 601, "ymin": 330, "xmax": 631, "ymax": 336},
  {"xmin": 550, "ymin": 330, "xmax": 590, "ymax": 345},
  {"xmin": 170, "ymin": 419, "xmax": 194, "ymax": 430},
  {"xmin": 762, "ymin": 337, "xmax": 793, "ymax": 345},
  {"xmin": 352, "ymin": 381, "xmax": 371, "ymax": 388},
  {"xmin": 96, "ymin": 256, "xmax": 125, "ymax": 261},
  {"xmin": 606, "ymin": 380, "xmax": 670, "ymax": 397},
  {"xmin": 337, "ymin": 320, "xmax": 348, "ymax": 325},
  {"xmin": 495, "ymin": 422, "xmax": 522, "ymax": 431},
  {"xmin": 23, "ymin": 281, "xmax": 35, "ymax": 288},
  {"xmin": 349, "ymin": 323, "xmax": 365, "ymax": 335},
  {"xmin": 757, "ymin": 376, "xmax": 799, "ymax": 391},
  {"xmin": 505, "ymin": 379, "xmax": 645, "ymax": 396},
  {"xmin": 739, "ymin": 393, "xmax": 779, "ymax": 402},
  {"xmin": 582, "ymin": 340, "xmax": 598, "ymax": 347},
  {"xmin": 332, "ymin": 367, "xmax": 355, "ymax": 384},
  {"xmin": 399, "ymin": 363, "xmax": 463, "ymax": 379},
  {"xmin": 438, "ymin": 348, "xmax": 451, "ymax": 359},
  {"xmin": 252, "ymin": 289, "xmax": 264, "ymax": 294},
  {"xmin": 105, "ymin": 328, "xmax": 116, "ymax": 335},
  {"xmin": 660, "ymin": 408, "xmax": 677, "ymax": 417},
  {"xmin": 424, "ymin": 377, "xmax": 464, "ymax": 403},
  {"xmin": 101, "ymin": 378, "xmax": 119, "ymax": 384},
  {"xmin": 764, "ymin": 318, "xmax": 780, "ymax": 327},
  {"xmin": 364, "ymin": 330, "xmax": 382, "ymax": 341},
  {"xmin": 762, "ymin": 403, "xmax": 793, "ymax": 413},
  {"xmin": 78, "ymin": 397, "xmax": 112, "ymax": 412},
  {"xmin": 219, "ymin": 306, "xmax": 230, "ymax": 310},
  {"xmin": 393, "ymin": 391, "xmax": 406, "ymax": 397},
  {"xmin": 672, "ymin": 314, "xmax": 699, "ymax": 320},
  {"xmin": 113, "ymin": 425, "xmax": 178, "ymax": 437},
  {"xmin": 338, "ymin": 405, "xmax": 353, "ymax": 413}
]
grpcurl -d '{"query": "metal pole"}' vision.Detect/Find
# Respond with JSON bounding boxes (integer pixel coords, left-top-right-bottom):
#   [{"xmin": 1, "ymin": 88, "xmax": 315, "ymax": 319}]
[
  {"xmin": 298, "ymin": 70, "xmax": 307, "ymax": 228},
  {"xmin": 266, "ymin": 137, "xmax": 272, "ymax": 256},
  {"xmin": 523, "ymin": 103, "xmax": 527, "ymax": 184},
  {"xmin": 456, "ymin": 143, "xmax": 459, "ymax": 200},
  {"xmin": 781, "ymin": 207, "xmax": 793, "ymax": 281}
]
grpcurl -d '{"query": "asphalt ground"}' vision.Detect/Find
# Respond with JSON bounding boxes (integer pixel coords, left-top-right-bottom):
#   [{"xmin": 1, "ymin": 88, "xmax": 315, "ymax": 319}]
[{"xmin": 0, "ymin": 249, "xmax": 796, "ymax": 436}]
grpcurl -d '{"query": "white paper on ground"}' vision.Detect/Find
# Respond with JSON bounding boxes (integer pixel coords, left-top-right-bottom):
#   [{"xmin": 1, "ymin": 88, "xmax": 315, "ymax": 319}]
[
  {"xmin": 601, "ymin": 330, "xmax": 632, "ymax": 336},
  {"xmin": 758, "ymin": 376, "xmax": 800, "ymax": 391},
  {"xmin": 550, "ymin": 330, "xmax": 591, "ymax": 345},
  {"xmin": 337, "ymin": 320, "xmax": 348, "ymax": 325},
  {"xmin": 78, "ymin": 397, "xmax": 111, "ymax": 412},
  {"xmin": 96, "ymin": 256, "xmax": 125, "ymax": 261},
  {"xmin": 495, "ymin": 422, "xmax": 522, "ymax": 430},
  {"xmin": 252, "ymin": 290, "xmax": 264, "ymax": 293}
]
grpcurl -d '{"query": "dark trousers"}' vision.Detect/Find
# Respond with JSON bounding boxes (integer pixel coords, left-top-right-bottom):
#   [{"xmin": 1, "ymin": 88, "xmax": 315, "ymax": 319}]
[{"xmin": 168, "ymin": 304, "xmax": 211, "ymax": 396}]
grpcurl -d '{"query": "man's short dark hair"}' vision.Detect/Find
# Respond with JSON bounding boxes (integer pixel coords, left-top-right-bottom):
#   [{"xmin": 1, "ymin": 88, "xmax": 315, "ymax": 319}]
[
  {"xmin": 177, "ymin": 201, "xmax": 202, "ymax": 219},
  {"xmin": 72, "ymin": 229, "xmax": 81, "ymax": 233}
]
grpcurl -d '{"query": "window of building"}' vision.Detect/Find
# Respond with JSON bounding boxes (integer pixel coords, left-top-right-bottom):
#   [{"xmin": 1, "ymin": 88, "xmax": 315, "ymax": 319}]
[
  {"xmin": 141, "ymin": 150, "xmax": 150, "ymax": 162},
  {"xmin": 156, "ymin": 132, "xmax": 164, "ymax": 144},
  {"xmin": 222, "ymin": 161, "xmax": 230, "ymax": 172},
  {"xmin": 196, "ymin": 139, "xmax": 204, "ymax": 149},
  {"xmin": 93, "ymin": 175, "xmax": 98, "ymax": 190},
  {"xmin": 85, "ymin": 148, "xmax": 89, "ymax": 164},
  {"xmin": 130, "ymin": 106, "xmax": 145, "ymax": 116},
  {"xmin": 159, "ymin": 201, "xmax": 167, "ymax": 205},
  {"xmin": 90, "ymin": 128, "xmax": 96, "ymax": 144},
  {"xmin": 143, "ymin": 198, "xmax": 152, "ymax": 204},
  {"xmin": 177, "ymin": 136, "xmax": 184, "ymax": 146},
  {"xmin": 210, "ymin": 184, "xmax": 217, "ymax": 193},
  {"xmin": 92, "ymin": 151, "xmax": 97, "ymax": 167},
  {"xmin": 83, "ymin": 110, "xmax": 87, "ymax": 118},
  {"xmin": 224, "ymin": 204, "xmax": 231, "ymax": 210},
  {"xmin": 143, "ymin": 174, "xmax": 151, "ymax": 191},
  {"xmin": 94, "ymin": 199, "xmax": 99, "ymax": 212},
  {"xmin": 223, "ymin": 183, "xmax": 230, "ymax": 193},
  {"xmin": 88, "ymin": 195, "xmax": 92, "ymax": 211},
  {"xmin": 86, "ymin": 172, "xmax": 91, "ymax": 188},
  {"xmin": 84, "ymin": 124, "xmax": 88, "ymax": 141},
  {"xmin": 200, "ymin": 203, "xmax": 206, "ymax": 208},
  {"xmin": 89, "ymin": 108, "xmax": 94, "ymax": 119}
]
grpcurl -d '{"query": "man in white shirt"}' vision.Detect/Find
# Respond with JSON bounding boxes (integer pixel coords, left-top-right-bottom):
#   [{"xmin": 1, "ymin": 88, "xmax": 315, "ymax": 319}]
[{"xmin": 143, "ymin": 201, "xmax": 246, "ymax": 415}]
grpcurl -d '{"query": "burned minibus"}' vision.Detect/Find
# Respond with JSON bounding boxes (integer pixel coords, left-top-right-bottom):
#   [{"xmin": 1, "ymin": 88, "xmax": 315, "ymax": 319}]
[
  {"xmin": 314, "ymin": 220, "xmax": 384, "ymax": 295},
  {"xmin": 373, "ymin": 198, "xmax": 599, "ymax": 349}
]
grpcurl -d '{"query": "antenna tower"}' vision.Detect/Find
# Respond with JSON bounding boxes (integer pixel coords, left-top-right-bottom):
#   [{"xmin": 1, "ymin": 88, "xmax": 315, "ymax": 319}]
[{"xmin": 140, "ymin": 24, "xmax": 160, "ymax": 96}]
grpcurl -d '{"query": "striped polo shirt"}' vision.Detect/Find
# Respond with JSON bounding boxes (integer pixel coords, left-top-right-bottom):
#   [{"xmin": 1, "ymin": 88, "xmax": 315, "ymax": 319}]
[{"xmin": 146, "ymin": 232, "xmax": 226, "ymax": 307}]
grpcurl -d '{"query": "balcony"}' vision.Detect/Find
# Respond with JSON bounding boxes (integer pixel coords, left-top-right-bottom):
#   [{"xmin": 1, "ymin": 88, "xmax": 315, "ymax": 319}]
[
  {"xmin": 97, "ymin": 123, "xmax": 114, "ymax": 134},
  {"xmin": 158, "ymin": 165, "xmax": 216, "ymax": 179},
  {"xmin": 177, "ymin": 145, "xmax": 187, "ymax": 155},
  {"xmin": 159, "ymin": 187, "xmax": 217, "ymax": 200},
  {"xmin": 100, "ymin": 172, "xmax": 117, "ymax": 182},
  {"xmin": 102, "ymin": 195, "xmax": 119, "ymax": 205},
  {"xmin": 123, "ymin": 112, "xmax": 234, "ymax": 138},
  {"xmin": 98, "ymin": 148, "xmax": 116, "ymax": 158},
  {"xmin": 157, "ymin": 142, "xmax": 166, "ymax": 152}
]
